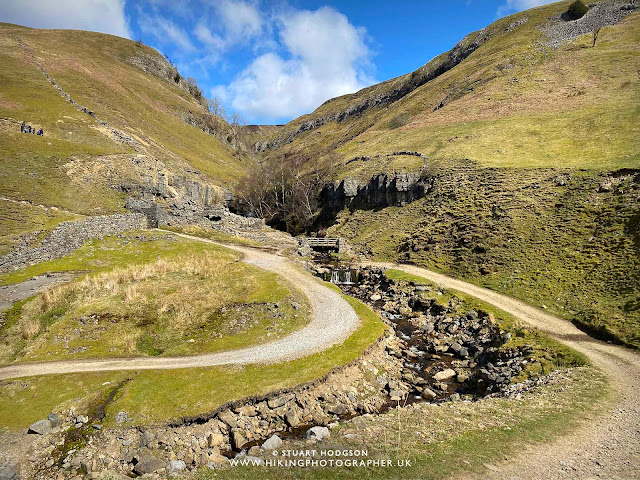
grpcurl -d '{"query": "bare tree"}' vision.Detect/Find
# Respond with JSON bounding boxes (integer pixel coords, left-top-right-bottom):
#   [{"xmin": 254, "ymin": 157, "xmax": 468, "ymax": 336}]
[
  {"xmin": 592, "ymin": 27, "xmax": 601, "ymax": 47},
  {"xmin": 207, "ymin": 97, "xmax": 225, "ymax": 117}
]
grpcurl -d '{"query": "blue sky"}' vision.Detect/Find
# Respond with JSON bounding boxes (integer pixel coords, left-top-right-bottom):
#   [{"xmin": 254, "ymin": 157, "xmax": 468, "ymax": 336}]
[{"xmin": 1, "ymin": 0, "xmax": 557, "ymax": 124}]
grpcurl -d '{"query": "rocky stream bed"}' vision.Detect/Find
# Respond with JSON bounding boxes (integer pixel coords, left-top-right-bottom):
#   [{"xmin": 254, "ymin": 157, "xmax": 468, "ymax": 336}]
[{"xmin": 3, "ymin": 264, "xmax": 545, "ymax": 479}]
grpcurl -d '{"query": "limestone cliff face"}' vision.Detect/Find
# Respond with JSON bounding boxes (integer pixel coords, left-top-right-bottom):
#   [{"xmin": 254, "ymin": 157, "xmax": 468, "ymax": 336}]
[{"xmin": 320, "ymin": 172, "xmax": 432, "ymax": 212}]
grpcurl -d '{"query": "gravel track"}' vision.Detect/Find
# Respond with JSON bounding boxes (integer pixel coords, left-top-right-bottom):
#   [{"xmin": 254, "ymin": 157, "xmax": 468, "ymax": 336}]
[
  {"xmin": 380, "ymin": 262, "xmax": 640, "ymax": 480},
  {"xmin": 0, "ymin": 234, "xmax": 359, "ymax": 381}
]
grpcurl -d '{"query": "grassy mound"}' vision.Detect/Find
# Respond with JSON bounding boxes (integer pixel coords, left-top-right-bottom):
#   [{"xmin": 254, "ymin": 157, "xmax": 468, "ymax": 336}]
[
  {"xmin": 0, "ymin": 287, "xmax": 385, "ymax": 428},
  {"xmin": 0, "ymin": 233, "xmax": 309, "ymax": 364}
]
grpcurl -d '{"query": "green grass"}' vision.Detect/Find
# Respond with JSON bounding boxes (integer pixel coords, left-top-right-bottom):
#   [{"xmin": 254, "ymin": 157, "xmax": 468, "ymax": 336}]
[
  {"xmin": 0, "ymin": 230, "xmax": 212, "ymax": 286},
  {"xmin": 263, "ymin": 1, "xmax": 640, "ymax": 173},
  {"xmin": 193, "ymin": 367, "xmax": 610, "ymax": 480},
  {"xmin": 385, "ymin": 268, "xmax": 588, "ymax": 375},
  {"xmin": 329, "ymin": 164, "xmax": 640, "ymax": 349},
  {"xmin": 0, "ymin": 232, "xmax": 310, "ymax": 363},
  {"xmin": 0, "ymin": 22, "xmax": 255, "ymax": 254},
  {"xmin": 163, "ymin": 225, "xmax": 262, "ymax": 248},
  {"xmin": 0, "ymin": 200, "xmax": 84, "ymax": 256},
  {"xmin": 0, "ymin": 288, "xmax": 385, "ymax": 429}
]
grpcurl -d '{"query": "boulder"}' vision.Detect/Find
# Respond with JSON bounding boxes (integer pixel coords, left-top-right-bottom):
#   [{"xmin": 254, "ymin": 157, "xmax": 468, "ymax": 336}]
[
  {"xmin": 208, "ymin": 452, "xmax": 229, "ymax": 468},
  {"xmin": 0, "ymin": 460, "xmax": 20, "ymax": 480},
  {"xmin": 140, "ymin": 430, "xmax": 155, "ymax": 447},
  {"xmin": 75, "ymin": 415, "xmax": 89, "ymax": 424},
  {"xmin": 261, "ymin": 435, "xmax": 283, "ymax": 450},
  {"xmin": 47, "ymin": 412, "xmax": 60, "ymax": 426},
  {"xmin": 285, "ymin": 408, "xmax": 301, "ymax": 427},
  {"xmin": 168, "ymin": 460, "xmax": 186, "ymax": 473},
  {"xmin": 28, "ymin": 419, "xmax": 52, "ymax": 435},
  {"xmin": 218, "ymin": 410, "xmax": 237, "ymax": 428},
  {"xmin": 237, "ymin": 405, "xmax": 257, "ymax": 417},
  {"xmin": 114, "ymin": 411, "xmax": 129, "ymax": 424},
  {"xmin": 305, "ymin": 426, "xmax": 330, "ymax": 441},
  {"xmin": 133, "ymin": 454, "xmax": 167, "ymax": 475},
  {"xmin": 421, "ymin": 388, "xmax": 437, "ymax": 400},
  {"xmin": 231, "ymin": 429, "xmax": 247, "ymax": 450},
  {"xmin": 207, "ymin": 433, "xmax": 225, "ymax": 448},
  {"xmin": 267, "ymin": 393, "xmax": 295, "ymax": 409},
  {"xmin": 327, "ymin": 404, "xmax": 348, "ymax": 416},
  {"xmin": 434, "ymin": 369, "xmax": 456, "ymax": 381}
]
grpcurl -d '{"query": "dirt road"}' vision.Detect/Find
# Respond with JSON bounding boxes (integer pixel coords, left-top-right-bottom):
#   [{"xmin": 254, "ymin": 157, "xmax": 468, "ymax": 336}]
[
  {"xmin": 381, "ymin": 263, "xmax": 640, "ymax": 480},
  {"xmin": 0, "ymin": 234, "xmax": 359, "ymax": 380}
]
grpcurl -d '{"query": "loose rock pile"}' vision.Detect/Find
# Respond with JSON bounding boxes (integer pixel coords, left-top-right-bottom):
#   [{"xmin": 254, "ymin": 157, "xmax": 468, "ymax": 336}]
[{"xmin": 310, "ymin": 265, "xmax": 534, "ymax": 400}]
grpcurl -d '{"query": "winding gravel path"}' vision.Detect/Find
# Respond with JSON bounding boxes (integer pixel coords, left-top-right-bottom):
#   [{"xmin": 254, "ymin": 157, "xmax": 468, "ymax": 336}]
[
  {"xmin": 380, "ymin": 262, "xmax": 640, "ymax": 480},
  {"xmin": 0, "ymin": 234, "xmax": 359, "ymax": 381}
]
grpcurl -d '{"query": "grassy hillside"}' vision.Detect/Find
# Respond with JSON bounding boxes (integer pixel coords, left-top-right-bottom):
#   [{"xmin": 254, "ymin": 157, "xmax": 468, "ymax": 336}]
[
  {"xmin": 0, "ymin": 23, "xmax": 254, "ymax": 251},
  {"xmin": 329, "ymin": 161, "xmax": 640, "ymax": 348},
  {"xmin": 256, "ymin": 1, "xmax": 640, "ymax": 348},
  {"xmin": 264, "ymin": 0, "xmax": 639, "ymax": 173}
]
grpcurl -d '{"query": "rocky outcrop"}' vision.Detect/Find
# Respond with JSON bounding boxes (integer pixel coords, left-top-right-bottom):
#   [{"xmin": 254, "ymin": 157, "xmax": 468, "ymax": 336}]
[
  {"xmin": 543, "ymin": 0, "xmax": 639, "ymax": 47},
  {"xmin": 0, "ymin": 214, "xmax": 148, "ymax": 273},
  {"xmin": 320, "ymin": 171, "xmax": 432, "ymax": 212},
  {"xmin": 266, "ymin": 23, "xmax": 505, "ymax": 150},
  {"xmin": 128, "ymin": 53, "xmax": 206, "ymax": 106}
]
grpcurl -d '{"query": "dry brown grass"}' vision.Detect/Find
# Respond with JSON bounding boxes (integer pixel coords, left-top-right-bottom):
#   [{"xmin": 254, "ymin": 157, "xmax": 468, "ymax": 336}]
[{"xmin": 20, "ymin": 318, "xmax": 40, "ymax": 339}]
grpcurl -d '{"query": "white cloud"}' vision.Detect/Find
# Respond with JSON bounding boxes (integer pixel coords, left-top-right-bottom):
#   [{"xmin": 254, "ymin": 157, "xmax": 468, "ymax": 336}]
[
  {"xmin": 216, "ymin": 0, "xmax": 262, "ymax": 41},
  {"xmin": 497, "ymin": 0, "xmax": 556, "ymax": 17},
  {"xmin": 216, "ymin": 6, "xmax": 374, "ymax": 122},
  {"xmin": 138, "ymin": 13, "xmax": 195, "ymax": 52},
  {"xmin": 0, "ymin": 0, "xmax": 131, "ymax": 38}
]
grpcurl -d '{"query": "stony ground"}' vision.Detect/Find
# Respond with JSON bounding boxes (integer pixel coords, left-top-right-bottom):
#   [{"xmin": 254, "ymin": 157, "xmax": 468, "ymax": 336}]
[
  {"xmin": 383, "ymin": 263, "xmax": 640, "ymax": 480},
  {"xmin": 0, "ymin": 233, "xmax": 359, "ymax": 380}
]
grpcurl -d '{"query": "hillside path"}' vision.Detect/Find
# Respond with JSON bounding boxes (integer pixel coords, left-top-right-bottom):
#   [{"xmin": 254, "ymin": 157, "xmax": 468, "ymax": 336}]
[
  {"xmin": 0, "ymin": 233, "xmax": 359, "ymax": 380},
  {"xmin": 376, "ymin": 262, "xmax": 640, "ymax": 480}
]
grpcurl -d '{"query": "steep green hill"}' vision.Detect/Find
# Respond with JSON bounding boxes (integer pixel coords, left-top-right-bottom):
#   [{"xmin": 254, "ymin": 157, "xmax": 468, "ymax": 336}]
[
  {"xmin": 256, "ymin": 0, "xmax": 640, "ymax": 347},
  {"xmin": 261, "ymin": 0, "xmax": 639, "ymax": 172},
  {"xmin": 0, "ymin": 23, "xmax": 254, "ymax": 250}
]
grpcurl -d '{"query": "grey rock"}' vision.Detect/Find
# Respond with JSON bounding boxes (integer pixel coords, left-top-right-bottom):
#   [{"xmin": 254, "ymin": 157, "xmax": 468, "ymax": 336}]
[
  {"xmin": 0, "ymin": 460, "xmax": 20, "ymax": 480},
  {"xmin": 47, "ymin": 412, "xmax": 59, "ymax": 426},
  {"xmin": 261, "ymin": 434, "xmax": 283, "ymax": 450},
  {"xmin": 75, "ymin": 415, "xmax": 89, "ymax": 424},
  {"xmin": 168, "ymin": 460, "xmax": 186, "ymax": 472},
  {"xmin": 218, "ymin": 410, "xmax": 237, "ymax": 428},
  {"xmin": 285, "ymin": 408, "xmax": 301, "ymax": 427},
  {"xmin": 28, "ymin": 419, "xmax": 52, "ymax": 435},
  {"xmin": 305, "ymin": 426, "xmax": 330, "ymax": 441},
  {"xmin": 267, "ymin": 393, "xmax": 295, "ymax": 409},
  {"xmin": 140, "ymin": 430, "xmax": 155, "ymax": 447},
  {"xmin": 133, "ymin": 454, "xmax": 167, "ymax": 475},
  {"xmin": 114, "ymin": 411, "xmax": 129, "ymax": 424}
]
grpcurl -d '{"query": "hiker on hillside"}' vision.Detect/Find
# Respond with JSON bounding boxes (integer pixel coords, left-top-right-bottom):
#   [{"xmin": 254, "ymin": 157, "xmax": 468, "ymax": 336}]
[
  {"xmin": 37, "ymin": 128, "xmax": 43, "ymax": 136},
  {"xmin": 20, "ymin": 121, "xmax": 25, "ymax": 133},
  {"xmin": 25, "ymin": 125, "xmax": 31, "ymax": 133}
]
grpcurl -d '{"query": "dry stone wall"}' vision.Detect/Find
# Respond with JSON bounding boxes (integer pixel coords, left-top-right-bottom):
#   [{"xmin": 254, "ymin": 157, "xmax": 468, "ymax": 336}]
[{"xmin": 0, "ymin": 214, "xmax": 148, "ymax": 273}]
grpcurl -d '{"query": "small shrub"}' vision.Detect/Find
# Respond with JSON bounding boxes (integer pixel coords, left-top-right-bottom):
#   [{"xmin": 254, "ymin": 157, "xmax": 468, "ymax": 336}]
[
  {"xmin": 388, "ymin": 113, "xmax": 411, "ymax": 130},
  {"xmin": 21, "ymin": 318, "xmax": 40, "ymax": 339},
  {"xmin": 565, "ymin": 0, "xmax": 589, "ymax": 21}
]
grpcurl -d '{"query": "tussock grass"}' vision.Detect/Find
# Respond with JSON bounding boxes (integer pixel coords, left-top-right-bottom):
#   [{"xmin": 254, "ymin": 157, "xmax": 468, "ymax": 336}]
[
  {"xmin": 0, "ymin": 233, "xmax": 310, "ymax": 363},
  {"xmin": 0, "ymin": 286, "xmax": 385, "ymax": 429}
]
